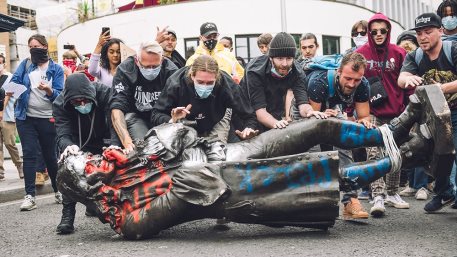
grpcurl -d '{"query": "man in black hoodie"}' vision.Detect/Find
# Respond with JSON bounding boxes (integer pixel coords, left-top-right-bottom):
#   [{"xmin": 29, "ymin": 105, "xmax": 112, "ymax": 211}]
[{"xmin": 53, "ymin": 73, "xmax": 114, "ymax": 234}]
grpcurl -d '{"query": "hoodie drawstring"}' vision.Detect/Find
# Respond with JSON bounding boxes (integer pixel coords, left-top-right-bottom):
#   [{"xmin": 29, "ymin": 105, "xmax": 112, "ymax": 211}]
[{"xmin": 78, "ymin": 111, "xmax": 96, "ymax": 150}]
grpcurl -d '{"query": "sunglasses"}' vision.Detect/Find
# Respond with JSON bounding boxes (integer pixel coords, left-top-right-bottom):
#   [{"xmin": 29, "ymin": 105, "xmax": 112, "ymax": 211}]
[
  {"xmin": 370, "ymin": 28, "xmax": 388, "ymax": 36},
  {"xmin": 351, "ymin": 31, "xmax": 367, "ymax": 37}
]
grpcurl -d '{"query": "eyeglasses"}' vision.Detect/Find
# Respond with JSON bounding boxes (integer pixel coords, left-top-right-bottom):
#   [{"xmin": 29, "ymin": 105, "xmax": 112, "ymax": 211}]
[
  {"xmin": 370, "ymin": 29, "xmax": 388, "ymax": 36},
  {"xmin": 136, "ymin": 58, "xmax": 160, "ymax": 69},
  {"xmin": 351, "ymin": 31, "xmax": 367, "ymax": 37},
  {"xmin": 70, "ymin": 98, "xmax": 89, "ymax": 106}
]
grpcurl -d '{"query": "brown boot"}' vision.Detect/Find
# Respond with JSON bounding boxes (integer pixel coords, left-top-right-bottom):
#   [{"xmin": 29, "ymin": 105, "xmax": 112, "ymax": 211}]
[
  {"xmin": 35, "ymin": 172, "xmax": 45, "ymax": 186},
  {"xmin": 343, "ymin": 198, "xmax": 369, "ymax": 220}
]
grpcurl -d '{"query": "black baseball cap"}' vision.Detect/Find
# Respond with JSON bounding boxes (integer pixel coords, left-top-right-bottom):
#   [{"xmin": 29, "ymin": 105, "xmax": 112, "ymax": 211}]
[
  {"xmin": 200, "ymin": 22, "xmax": 218, "ymax": 37},
  {"xmin": 411, "ymin": 12, "xmax": 442, "ymax": 30}
]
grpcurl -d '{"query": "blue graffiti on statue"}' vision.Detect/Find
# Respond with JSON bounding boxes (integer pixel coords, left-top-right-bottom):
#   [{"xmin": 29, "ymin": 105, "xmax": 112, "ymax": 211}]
[
  {"xmin": 342, "ymin": 157, "xmax": 391, "ymax": 185},
  {"xmin": 339, "ymin": 121, "xmax": 382, "ymax": 147},
  {"xmin": 236, "ymin": 157, "xmax": 333, "ymax": 193}
]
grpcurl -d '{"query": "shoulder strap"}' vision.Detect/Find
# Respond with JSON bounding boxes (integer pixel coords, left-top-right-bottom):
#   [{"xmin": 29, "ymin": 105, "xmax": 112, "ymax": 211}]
[
  {"xmin": 443, "ymin": 41, "xmax": 453, "ymax": 67},
  {"xmin": 414, "ymin": 41, "xmax": 453, "ymax": 68},
  {"xmin": 414, "ymin": 48, "xmax": 423, "ymax": 66},
  {"xmin": 327, "ymin": 69, "xmax": 335, "ymax": 97}
]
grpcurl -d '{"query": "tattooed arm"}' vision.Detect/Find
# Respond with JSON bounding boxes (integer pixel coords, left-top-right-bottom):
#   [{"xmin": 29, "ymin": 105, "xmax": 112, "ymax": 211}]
[{"xmin": 111, "ymin": 109, "xmax": 134, "ymax": 153}]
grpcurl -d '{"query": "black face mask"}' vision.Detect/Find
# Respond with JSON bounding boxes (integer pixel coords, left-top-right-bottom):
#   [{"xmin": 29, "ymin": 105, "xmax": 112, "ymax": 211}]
[
  {"xmin": 30, "ymin": 48, "xmax": 49, "ymax": 64},
  {"xmin": 203, "ymin": 39, "xmax": 217, "ymax": 51}
]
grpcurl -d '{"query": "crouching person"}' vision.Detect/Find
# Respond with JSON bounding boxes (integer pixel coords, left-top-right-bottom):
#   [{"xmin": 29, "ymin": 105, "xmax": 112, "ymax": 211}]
[{"xmin": 53, "ymin": 73, "xmax": 115, "ymax": 234}]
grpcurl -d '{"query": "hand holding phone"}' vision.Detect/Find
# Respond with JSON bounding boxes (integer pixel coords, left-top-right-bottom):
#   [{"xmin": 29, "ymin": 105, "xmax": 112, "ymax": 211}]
[{"xmin": 102, "ymin": 27, "xmax": 110, "ymax": 36}]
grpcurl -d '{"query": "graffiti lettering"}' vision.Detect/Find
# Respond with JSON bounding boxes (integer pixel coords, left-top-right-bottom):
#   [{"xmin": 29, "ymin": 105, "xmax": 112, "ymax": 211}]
[{"xmin": 340, "ymin": 122, "xmax": 382, "ymax": 147}]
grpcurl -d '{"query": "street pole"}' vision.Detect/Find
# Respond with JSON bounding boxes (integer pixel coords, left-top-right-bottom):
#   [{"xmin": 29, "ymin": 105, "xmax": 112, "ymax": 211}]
[{"xmin": 280, "ymin": 0, "xmax": 287, "ymax": 32}]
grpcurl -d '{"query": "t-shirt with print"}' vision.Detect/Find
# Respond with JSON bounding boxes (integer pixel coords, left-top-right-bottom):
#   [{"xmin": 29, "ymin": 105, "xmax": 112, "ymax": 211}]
[
  {"xmin": 307, "ymin": 70, "xmax": 370, "ymax": 112},
  {"xmin": 401, "ymin": 41, "xmax": 457, "ymax": 109},
  {"xmin": 133, "ymin": 69, "xmax": 164, "ymax": 120}
]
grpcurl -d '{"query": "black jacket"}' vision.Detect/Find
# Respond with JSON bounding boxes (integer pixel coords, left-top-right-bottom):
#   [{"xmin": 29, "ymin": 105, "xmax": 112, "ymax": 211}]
[
  {"xmin": 53, "ymin": 73, "xmax": 113, "ymax": 154},
  {"xmin": 242, "ymin": 54, "xmax": 309, "ymax": 121},
  {"xmin": 110, "ymin": 56, "xmax": 178, "ymax": 120},
  {"xmin": 169, "ymin": 50, "xmax": 186, "ymax": 69},
  {"xmin": 150, "ymin": 67, "xmax": 257, "ymax": 135}
]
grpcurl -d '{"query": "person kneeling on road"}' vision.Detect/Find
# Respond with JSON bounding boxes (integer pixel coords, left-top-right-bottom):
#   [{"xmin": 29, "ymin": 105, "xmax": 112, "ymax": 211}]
[{"xmin": 53, "ymin": 73, "xmax": 116, "ymax": 234}]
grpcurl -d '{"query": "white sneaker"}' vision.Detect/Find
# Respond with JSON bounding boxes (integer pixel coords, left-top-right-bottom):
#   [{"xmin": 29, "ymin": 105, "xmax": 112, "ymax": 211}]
[
  {"xmin": 55, "ymin": 192, "xmax": 63, "ymax": 204},
  {"xmin": 399, "ymin": 186, "xmax": 417, "ymax": 197},
  {"xmin": 415, "ymin": 187, "xmax": 429, "ymax": 200},
  {"xmin": 20, "ymin": 195, "xmax": 37, "ymax": 211},
  {"xmin": 370, "ymin": 196, "xmax": 385, "ymax": 217},
  {"xmin": 386, "ymin": 193, "xmax": 410, "ymax": 209}
]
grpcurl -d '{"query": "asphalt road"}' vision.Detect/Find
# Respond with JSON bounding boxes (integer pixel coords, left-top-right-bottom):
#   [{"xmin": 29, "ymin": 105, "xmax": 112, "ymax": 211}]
[{"xmin": 0, "ymin": 194, "xmax": 455, "ymax": 257}]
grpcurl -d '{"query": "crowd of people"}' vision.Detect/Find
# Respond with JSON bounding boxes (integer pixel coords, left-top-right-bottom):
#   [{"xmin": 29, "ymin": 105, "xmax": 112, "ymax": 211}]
[{"xmin": 1, "ymin": 0, "xmax": 457, "ymax": 235}]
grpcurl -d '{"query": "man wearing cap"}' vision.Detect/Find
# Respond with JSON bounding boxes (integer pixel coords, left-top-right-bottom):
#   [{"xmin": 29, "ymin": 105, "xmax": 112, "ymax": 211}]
[
  {"xmin": 159, "ymin": 30, "xmax": 186, "ymax": 69},
  {"xmin": 355, "ymin": 12, "xmax": 411, "ymax": 217},
  {"xmin": 111, "ymin": 41, "xmax": 178, "ymax": 153},
  {"xmin": 398, "ymin": 12, "xmax": 457, "ymax": 212},
  {"xmin": 186, "ymin": 22, "xmax": 244, "ymax": 82},
  {"xmin": 244, "ymin": 32, "xmax": 325, "ymax": 132}
]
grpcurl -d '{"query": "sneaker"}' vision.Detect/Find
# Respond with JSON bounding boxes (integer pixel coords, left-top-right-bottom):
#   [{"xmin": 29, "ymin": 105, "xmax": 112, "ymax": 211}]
[
  {"xmin": 35, "ymin": 172, "xmax": 45, "ymax": 186},
  {"xmin": 343, "ymin": 198, "xmax": 369, "ymax": 219},
  {"xmin": 424, "ymin": 194, "xmax": 456, "ymax": 213},
  {"xmin": 385, "ymin": 193, "xmax": 410, "ymax": 209},
  {"xmin": 358, "ymin": 190, "xmax": 370, "ymax": 200},
  {"xmin": 399, "ymin": 186, "xmax": 417, "ymax": 197},
  {"xmin": 451, "ymin": 201, "xmax": 457, "ymax": 209},
  {"xmin": 55, "ymin": 192, "xmax": 63, "ymax": 204},
  {"xmin": 370, "ymin": 196, "xmax": 385, "ymax": 217},
  {"xmin": 20, "ymin": 195, "xmax": 37, "ymax": 211},
  {"xmin": 415, "ymin": 187, "xmax": 429, "ymax": 200}
]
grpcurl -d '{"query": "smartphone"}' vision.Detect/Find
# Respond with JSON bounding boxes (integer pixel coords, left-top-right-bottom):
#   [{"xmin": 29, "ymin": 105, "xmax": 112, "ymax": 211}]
[
  {"xmin": 102, "ymin": 27, "xmax": 110, "ymax": 36},
  {"xmin": 63, "ymin": 44, "xmax": 75, "ymax": 50}
]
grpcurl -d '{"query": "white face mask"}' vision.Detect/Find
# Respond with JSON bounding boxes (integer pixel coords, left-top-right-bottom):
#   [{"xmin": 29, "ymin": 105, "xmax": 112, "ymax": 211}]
[{"xmin": 352, "ymin": 35, "xmax": 368, "ymax": 48}]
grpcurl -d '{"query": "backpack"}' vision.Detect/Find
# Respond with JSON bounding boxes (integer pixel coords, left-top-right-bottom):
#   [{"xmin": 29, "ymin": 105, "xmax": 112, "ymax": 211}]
[
  {"xmin": 303, "ymin": 54, "xmax": 343, "ymax": 98},
  {"xmin": 414, "ymin": 41, "xmax": 454, "ymax": 68}
]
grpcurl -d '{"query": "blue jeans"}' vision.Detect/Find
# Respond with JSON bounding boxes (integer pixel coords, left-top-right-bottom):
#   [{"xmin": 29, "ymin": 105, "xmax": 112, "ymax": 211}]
[
  {"xmin": 408, "ymin": 167, "xmax": 429, "ymax": 190},
  {"xmin": 433, "ymin": 110, "xmax": 457, "ymax": 198},
  {"xmin": 35, "ymin": 143, "xmax": 46, "ymax": 172},
  {"xmin": 17, "ymin": 117, "xmax": 58, "ymax": 196}
]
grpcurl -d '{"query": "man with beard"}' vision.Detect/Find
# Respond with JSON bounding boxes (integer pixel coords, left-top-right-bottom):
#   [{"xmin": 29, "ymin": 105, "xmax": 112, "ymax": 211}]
[
  {"xmin": 398, "ymin": 12, "xmax": 457, "ymax": 212},
  {"xmin": 356, "ymin": 12, "xmax": 410, "ymax": 217},
  {"xmin": 306, "ymin": 51, "xmax": 372, "ymax": 219},
  {"xmin": 159, "ymin": 30, "xmax": 186, "ymax": 69},
  {"xmin": 244, "ymin": 32, "xmax": 325, "ymax": 132}
]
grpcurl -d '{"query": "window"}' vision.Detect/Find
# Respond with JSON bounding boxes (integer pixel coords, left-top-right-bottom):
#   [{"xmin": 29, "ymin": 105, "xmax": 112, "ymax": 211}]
[
  {"xmin": 291, "ymin": 33, "xmax": 302, "ymax": 59},
  {"xmin": 184, "ymin": 38, "xmax": 199, "ymax": 59},
  {"xmin": 235, "ymin": 34, "xmax": 261, "ymax": 63},
  {"xmin": 322, "ymin": 35, "xmax": 340, "ymax": 55}
]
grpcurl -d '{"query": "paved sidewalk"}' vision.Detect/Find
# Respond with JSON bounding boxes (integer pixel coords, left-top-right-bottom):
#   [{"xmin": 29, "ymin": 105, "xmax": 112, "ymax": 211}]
[{"xmin": 0, "ymin": 159, "xmax": 53, "ymax": 203}]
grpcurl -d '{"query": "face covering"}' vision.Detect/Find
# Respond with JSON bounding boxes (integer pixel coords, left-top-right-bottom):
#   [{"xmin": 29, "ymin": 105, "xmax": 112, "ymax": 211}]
[
  {"xmin": 194, "ymin": 83, "xmax": 215, "ymax": 99},
  {"xmin": 75, "ymin": 102, "xmax": 93, "ymax": 114},
  {"xmin": 0, "ymin": 64, "xmax": 4, "ymax": 73},
  {"xmin": 352, "ymin": 35, "xmax": 368, "ymax": 48},
  {"xmin": 203, "ymin": 39, "xmax": 217, "ymax": 51},
  {"xmin": 30, "ymin": 48, "xmax": 49, "ymax": 64},
  {"xmin": 442, "ymin": 16, "xmax": 457, "ymax": 31},
  {"xmin": 140, "ymin": 65, "xmax": 161, "ymax": 80}
]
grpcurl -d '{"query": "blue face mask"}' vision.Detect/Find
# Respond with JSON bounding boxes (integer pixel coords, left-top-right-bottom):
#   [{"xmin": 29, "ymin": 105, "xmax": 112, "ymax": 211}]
[
  {"xmin": 75, "ymin": 102, "xmax": 93, "ymax": 114},
  {"xmin": 194, "ymin": 83, "xmax": 214, "ymax": 99},
  {"xmin": 442, "ymin": 16, "xmax": 457, "ymax": 31},
  {"xmin": 271, "ymin": 66, "xmax": 289, "ymax": 78},
  {"xmin": 140, "ymin": 65, "xmax": 161, "ymax": 80}
]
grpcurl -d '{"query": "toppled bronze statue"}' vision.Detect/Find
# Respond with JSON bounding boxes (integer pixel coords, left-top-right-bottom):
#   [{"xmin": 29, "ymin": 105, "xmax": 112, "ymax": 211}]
[{"xmin": 57, "ymin": 85, "xmax": 453, "ymax": 239}]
